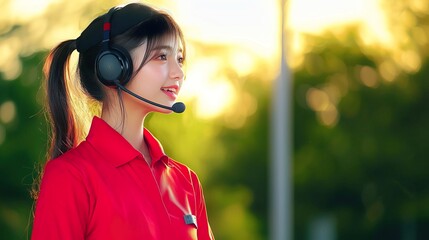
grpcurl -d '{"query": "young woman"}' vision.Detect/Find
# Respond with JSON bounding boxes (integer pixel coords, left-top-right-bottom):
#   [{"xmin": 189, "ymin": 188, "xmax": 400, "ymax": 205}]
[{"xmin": 31, "ymin": 3, "xmax": 214, "ymax": 240}]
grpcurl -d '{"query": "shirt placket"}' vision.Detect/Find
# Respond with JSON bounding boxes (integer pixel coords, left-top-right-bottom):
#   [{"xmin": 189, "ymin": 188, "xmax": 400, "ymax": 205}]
[{"xmin": 126, "ymin": 156, "xmax": 172, "ymax": 238}]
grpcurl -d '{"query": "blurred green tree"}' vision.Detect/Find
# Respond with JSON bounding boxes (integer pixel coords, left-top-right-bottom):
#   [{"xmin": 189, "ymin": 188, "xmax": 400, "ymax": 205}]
[
  {"xmin": 0, "ymin": 52, "xmax": 47, "ymax": 239},
  {"xmin": 291, "ymin": 0, "xmax": 429, "ymax": 236}
]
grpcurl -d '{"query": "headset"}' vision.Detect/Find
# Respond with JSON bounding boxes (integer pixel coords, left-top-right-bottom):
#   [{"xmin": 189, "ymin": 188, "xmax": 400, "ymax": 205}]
[
  {"xmin": 95, "ymin": 7, "xmax": 133, "ymax": 87},
  {"xmin": 76, "ymin": 4, "xmax": 186, "ymax": 113}
]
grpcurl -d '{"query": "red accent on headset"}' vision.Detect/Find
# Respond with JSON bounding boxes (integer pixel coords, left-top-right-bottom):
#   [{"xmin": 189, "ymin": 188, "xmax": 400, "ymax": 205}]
[{"xmin": 103, "ymin": 23, "xmax": 111, "ymax": 31}]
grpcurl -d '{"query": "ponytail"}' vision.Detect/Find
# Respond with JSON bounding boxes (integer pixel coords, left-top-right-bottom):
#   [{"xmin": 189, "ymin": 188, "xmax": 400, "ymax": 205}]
[{"xmin": 43, "ymin": 40, "xmax": 78, "ymax": 160}]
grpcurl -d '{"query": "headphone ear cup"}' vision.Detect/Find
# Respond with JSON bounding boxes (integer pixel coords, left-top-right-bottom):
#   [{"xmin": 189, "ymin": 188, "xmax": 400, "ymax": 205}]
[{"xmin": 96, "ymin": 45, "xmax": 133, "ymax": 86}]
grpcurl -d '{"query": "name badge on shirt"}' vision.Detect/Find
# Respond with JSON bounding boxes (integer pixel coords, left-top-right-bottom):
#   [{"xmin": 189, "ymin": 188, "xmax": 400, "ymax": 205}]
[{"xmin": 184, "ymin": 214, "xmax": 198, "ymax": 229}]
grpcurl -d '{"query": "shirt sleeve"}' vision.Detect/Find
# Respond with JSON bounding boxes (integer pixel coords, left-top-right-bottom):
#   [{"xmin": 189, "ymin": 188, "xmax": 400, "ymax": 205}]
[
  {"xmin": 32, "ymin": 157, "xmax": 90, "ymax": 240},
  {"xmin": 191, "ymin": 171, "xmax": 215, "ymax": 240}
]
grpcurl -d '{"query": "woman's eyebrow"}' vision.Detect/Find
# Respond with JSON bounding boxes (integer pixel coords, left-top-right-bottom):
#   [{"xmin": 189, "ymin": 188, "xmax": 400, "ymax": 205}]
[{"xmin": 151, "ymin": 45, "xmax": 183, "ymax": 53}]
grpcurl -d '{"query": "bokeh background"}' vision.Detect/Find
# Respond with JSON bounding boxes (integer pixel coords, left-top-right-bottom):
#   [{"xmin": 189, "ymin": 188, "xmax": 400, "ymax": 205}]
[{"xmin": 1, "ymin": 0, "xmax": 429, "ymax": 239}]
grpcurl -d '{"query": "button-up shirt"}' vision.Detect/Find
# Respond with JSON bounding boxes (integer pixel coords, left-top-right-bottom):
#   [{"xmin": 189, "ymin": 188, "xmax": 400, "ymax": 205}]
[{"xmin": 32, "ymin": 117, "xmax": 214, "ymax": 240}]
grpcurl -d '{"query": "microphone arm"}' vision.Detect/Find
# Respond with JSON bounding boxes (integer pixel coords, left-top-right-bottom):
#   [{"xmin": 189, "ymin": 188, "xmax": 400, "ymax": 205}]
[{"xmin": 114, "ymin": 81, "xmax": 186, "ymax": 113}]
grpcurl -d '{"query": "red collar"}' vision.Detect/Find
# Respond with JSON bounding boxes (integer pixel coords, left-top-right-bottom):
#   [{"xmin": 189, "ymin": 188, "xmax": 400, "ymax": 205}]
[{"xmin": 86, "ymin": 117, "xmax": 169, "ymax": 167}]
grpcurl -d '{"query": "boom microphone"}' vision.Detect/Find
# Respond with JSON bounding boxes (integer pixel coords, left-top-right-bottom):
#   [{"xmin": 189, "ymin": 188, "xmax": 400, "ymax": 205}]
[{"xmin": 114, "ymin": 81, "xmax": 186, "ymax": 113}]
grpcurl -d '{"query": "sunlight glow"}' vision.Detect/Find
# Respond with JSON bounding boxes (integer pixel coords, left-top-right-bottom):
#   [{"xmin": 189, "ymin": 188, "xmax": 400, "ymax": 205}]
[
  {"xmin": 318, "ymin": 104, "xmax": 339, "ymax": 127},
  {"xmin": 306, "ymin": 88, "xmax": 330, "ymax": 112},
  {"xmin": 358, "ymin": 66, "xmax": 379, "ymax": 88},
  {"xmin": 175, "ymin": 0, "xmax": 279, "ymax": 60},
  {"xmin": 0, "ymin": 101, "xmax": 16, "ymax": 124},
  {"xmin": 182, "ymin": 58, "xmax": 235, "ymax": 119},
  {"xmin": 224, "ymin": 92, "xmax": 257, "ymax": 129},
  {"xmin": 9, "ymin": 0, "xmax": 58, "ymax": 19},
  {"xmin": 195, "ymin": 77, "xmax": 235, "ymax": 119},
  {"xmin": 0, "ymin": 35, "xmax": 23, "ymax": 80},
  {"xmin": 398, "ymin": 50, "xmax": 421, "ymax": 73},
  {"xmin": 287, "ymin": 0, "xmax": 393, "ymax": 55},
  {"xmin": 288, "ymin": 0, "xmax": 389, "ymax": 38},
  {"xmin": 306, "ymin": 88, "xmax": 339, "ymax": 127},
  {"xmin": 230, "ymin": 51, "xmax": 256, "ymax": 78},
  {"xmin": 378, "ymin": 61, "xmax": 399, "ymax": 82}
]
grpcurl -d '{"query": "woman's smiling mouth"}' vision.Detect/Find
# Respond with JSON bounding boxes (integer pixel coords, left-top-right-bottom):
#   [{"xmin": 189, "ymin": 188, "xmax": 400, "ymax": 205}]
[{"xmin": 161, "ymin": 85, "xmax": 179, "ymax": 100}]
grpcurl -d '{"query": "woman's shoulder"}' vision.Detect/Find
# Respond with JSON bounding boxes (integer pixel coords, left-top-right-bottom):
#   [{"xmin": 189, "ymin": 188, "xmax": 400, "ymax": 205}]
[
  {"xmin": 168, "ymin": 158, "xmax": 192, "ymax": 172},
  {"xmin": 44, "ymin": 141, "xmax": 94, "ymax": 176},
  {"xmin": 40, "ymin": 140, "xmax": 104, "ymax": 196},
  {"xmin": 167, "ymin": 158, "xmax": 202, "ymax": 184}
]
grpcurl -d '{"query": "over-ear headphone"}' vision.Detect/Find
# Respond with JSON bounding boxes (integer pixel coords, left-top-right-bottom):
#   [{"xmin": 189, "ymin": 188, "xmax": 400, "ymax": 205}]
[
  {"xmin": 95, "ymin": 7, "xmax": 133, "ymax": 87},
  {"xmin": 75, "ymin": 3, "xmax": 186, "ymax": 113}
]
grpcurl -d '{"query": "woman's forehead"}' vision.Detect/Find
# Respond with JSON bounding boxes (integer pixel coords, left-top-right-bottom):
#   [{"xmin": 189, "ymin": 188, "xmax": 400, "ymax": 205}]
[
  {"xmin": 130, "ymin": 34, "xmax": 183, "ymax": 61},
  {"xmin": 136, "ymin": 34, "xmax": 183, "ymax": 52},
  {"xmin": 155, "ymin": 33, "xmax": 184, "ymax": 51}
]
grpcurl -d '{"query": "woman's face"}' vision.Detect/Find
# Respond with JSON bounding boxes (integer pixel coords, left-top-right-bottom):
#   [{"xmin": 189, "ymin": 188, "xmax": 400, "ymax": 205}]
[{"xmin": 124, "ymin": 37, "xmax": 185, "ymax": 114}]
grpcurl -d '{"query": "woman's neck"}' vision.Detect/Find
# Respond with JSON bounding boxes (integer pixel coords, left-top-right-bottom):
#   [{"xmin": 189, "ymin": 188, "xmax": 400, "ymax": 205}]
[{"xmin": 101, "ymin": 106, "xmax": 152, "ymax": 165}]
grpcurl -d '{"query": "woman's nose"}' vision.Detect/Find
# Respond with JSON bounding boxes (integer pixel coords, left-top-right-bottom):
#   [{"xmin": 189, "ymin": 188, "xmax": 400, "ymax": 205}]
[{"xmin": 169, "ymin": 60, "xmax": 184, "ymax": 80}]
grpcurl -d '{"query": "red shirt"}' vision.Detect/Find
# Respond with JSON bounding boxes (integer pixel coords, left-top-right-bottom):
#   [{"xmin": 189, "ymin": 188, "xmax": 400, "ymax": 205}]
[{"xmin": 32, "ymin": 117, "xmax": 214, "ymax": 240}]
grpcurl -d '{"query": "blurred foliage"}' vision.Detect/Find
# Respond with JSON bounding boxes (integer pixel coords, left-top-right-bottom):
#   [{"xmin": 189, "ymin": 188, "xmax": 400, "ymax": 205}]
[
  {"xmin": 292, "ymin": 0, "xmax": 429, "ymax": 238},
  {"xmin": 0, "ymin": 52, "xmax": 47, "ymax": 239},
  {"xmin": 294, "ymin": 33, "xmax": 429, "ymax": 239},
  {"xmin": 1, "ymin": 0, "xmax": 429, "ymax": 239}
]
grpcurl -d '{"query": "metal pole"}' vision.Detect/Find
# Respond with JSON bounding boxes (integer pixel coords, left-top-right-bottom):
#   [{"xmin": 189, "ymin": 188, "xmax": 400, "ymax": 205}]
[{"xmin": 270, "ymin": 0, "xmax": 292, "ymax": 239}]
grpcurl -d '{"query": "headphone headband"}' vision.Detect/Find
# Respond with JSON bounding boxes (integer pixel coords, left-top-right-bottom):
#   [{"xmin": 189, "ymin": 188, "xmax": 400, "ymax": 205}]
[
  {"xmin": 100, "ymin": 7, "xmax": 116, "ymax": 52},
  {"xmin": 76, "ymin": 3, "xmax": 155, "ymax": 53}
]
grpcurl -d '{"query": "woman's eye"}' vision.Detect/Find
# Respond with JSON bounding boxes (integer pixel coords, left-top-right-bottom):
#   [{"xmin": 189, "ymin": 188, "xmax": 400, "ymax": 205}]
[
  {"xmin": 178, "ymin": 57, "xmax": 184, "ymax": 64},
  {"xmin": 158, "ymin": 54, "xmax": 167, "ymax": 60}
]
